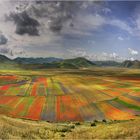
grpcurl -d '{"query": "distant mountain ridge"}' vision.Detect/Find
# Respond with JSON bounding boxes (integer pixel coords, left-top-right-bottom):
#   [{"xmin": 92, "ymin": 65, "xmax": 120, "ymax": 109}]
[
  {"xmin": 0, "ymin": 54, "xmax": 140, "ymax": 69},
  {"xmin": 93, "ymin": 60, "xmax": 121, "ymax": 67},
  {"xmin": 14, "ymin": 57, "xmax": 63, "ymax": 64},
  {"xmin": 0, "ymin": 55, "xmax": 96, "ymax": 69}
]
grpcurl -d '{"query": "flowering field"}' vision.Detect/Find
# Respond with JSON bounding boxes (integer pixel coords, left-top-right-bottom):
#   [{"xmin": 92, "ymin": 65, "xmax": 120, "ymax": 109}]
[{"xmin": 0, "ymin": 70, "xmax": 140, "ymax": 122}]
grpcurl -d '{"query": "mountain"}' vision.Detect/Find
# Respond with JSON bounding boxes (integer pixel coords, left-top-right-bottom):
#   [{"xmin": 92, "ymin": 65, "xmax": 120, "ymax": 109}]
[
  {"xmin": 0, "ymin": 54, "xmax": 19, "ymax": 69},
  {"xmin": 0, "ymin": 55, "xmax": 95, "ymax": 69},
  {"xmin": 121, "ymin": 60, "xmax": 140, "ymax": 68},
  {"xmin": 60, "ymin": 57, "xmax": 96, "ymax": 68},
  {"xmin": 93, "ymin": 61, "xmax": 121, "ymax": 67},
  {"xmin": 14, "ymin": 57, "xmax": 95, "ymax": 68},
  {"xmin": 0, "ymin": 54, "xmax": 11, "ymax": 62},
  {"xmin": 2, "ymin": 54, "xmax": 140, "ymax": 69},
  {"xmin": 20, "ymin": 57, "xmax": 96, "ymax": 69},
  {"xmin": 14, "ymin": 57, "xmax": 62, "ymax": 64}
]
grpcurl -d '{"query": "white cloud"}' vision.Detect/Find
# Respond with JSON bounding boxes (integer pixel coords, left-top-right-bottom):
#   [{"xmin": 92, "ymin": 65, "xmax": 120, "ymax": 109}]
[
  {"xmin": 109, "ymin": 52, "xmax": 118, "ymax": 59},
  {"xmin": 109, "ymin": 19, "xmax": 133, "ymax": 35},
  {"xmin": 102, "ymin": 8, "xmax": 111, "ymax": 14},
  {"xmin": 68, "ymin": 48, "xmax": 87, "ymax": 58},
  {"xmin": 72, "ymin": 14, "xmax": 106, "ymax": 32},
  {"xmin": 128, "ymin": 48, "xmax": 138, "ymax": 55},
  {"xmin": 67, "ymin": 49, "xmax": 125, "ymax": 62},
  {"xmin": 118, "ymin": 36, "xmax": 124, "ymax": 41},
  {"xmin": 129, "ymin": 57, "xmax": 135, "ymax": 61}
]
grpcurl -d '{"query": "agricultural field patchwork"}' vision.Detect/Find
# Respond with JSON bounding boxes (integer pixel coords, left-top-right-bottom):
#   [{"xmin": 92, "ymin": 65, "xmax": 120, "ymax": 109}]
[{"xmin": 0, "ymin": 69, "xmax": 140, "ymax": 122}]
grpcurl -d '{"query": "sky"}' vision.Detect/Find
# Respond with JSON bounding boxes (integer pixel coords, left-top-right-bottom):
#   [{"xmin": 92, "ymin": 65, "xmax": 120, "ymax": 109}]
[{"xmin": 0, "ymin": 0, "xmax": 140, "ymax": 61}]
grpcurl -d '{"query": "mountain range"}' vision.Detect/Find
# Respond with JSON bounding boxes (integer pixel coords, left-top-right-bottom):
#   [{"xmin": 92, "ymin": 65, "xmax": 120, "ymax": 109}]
[
  {"xmin": 0, "ymin": 55, "xmax": 96, "ymax": 69},
  {"xmin": 0, "ymin": 54, "xmax": 140, "ymax": 69}
]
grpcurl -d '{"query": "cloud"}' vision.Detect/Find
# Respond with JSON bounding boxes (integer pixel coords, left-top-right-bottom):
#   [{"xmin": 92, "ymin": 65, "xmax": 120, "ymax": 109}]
[
  {"xmin": 109, "ymin": 52, "xmax": 118, "ymax": 59},
  {"xmin": 68, "ymin": 48, "xmax": 87, "ymax": 58},
  {"xmin": 74, "ymin": 14, "xmax": 106, "ymax": 31},
  {"xmin": 118, "ymin": 36, "xmax": 124, "ymax": 41},
  {"xmin": 10, "ymin": 11, "xmax": 40, "ymax": 36},
  {"xmin": 12, "ymin": 1, "xmax": 89, "ymax": 34},
  {"xmin": 128, "ymin": 48, "xmax": 138, "ymax": 55},
  {"xmin": 0, "ymin": 45, "xmax": 25, "ymax": 57},
  {"xmin": 0, "ymin": 47, "xmax": 10, "ymax": 54},
  {"xmin": 6, "ymin": 1, "xmax": 104, "ymax": 36},
  {"xmin": 0, "ymin": 34, "xmax": 8, "ymax": 45},
  {"xmin": 67, "ymin": 48, "xmax": 124, "ymax": 62},
  {"xmin": 129, "ymin": 57, "xmax": 135, "ymax": 61},
  {"xmin": 109, "ymin": 19, "xmax": 133, "ymax": 35},
  {"xmin": 102, "ymin": 8, "xmax": 111, "ymax": 14},
  {"xmin": 4, "ymin": 1, "xmax": 135, "ymax": 38}
]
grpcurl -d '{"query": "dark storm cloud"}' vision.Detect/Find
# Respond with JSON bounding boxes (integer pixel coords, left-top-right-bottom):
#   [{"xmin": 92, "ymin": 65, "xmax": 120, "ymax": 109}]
[
  {"xmin": 8, "ymin": 1, "xmax": 96, "ymax": 34},
  {"xmin": 0, "ymin": 34, "xmax": 8, "ymax": 45},
  {"xmin": 7, "ymin": 1, "xmax": 101, "ymax": 35},
  {"xmin": 29, "ymin": 1, "xmax": 81, "ymax": 33},
  {"xmin": 10, "ymin": 11, "xmax": 40, "ymax": 36}
]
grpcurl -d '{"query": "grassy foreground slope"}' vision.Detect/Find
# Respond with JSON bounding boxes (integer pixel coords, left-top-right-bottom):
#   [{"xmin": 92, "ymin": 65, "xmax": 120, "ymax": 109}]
[{"xmin": 0, "ymin": 115, "xmax": 140, "ymax": 139}]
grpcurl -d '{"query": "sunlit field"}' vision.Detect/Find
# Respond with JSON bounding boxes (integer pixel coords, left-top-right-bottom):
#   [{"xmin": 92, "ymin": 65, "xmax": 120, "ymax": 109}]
[{"xmin": 0, "ymin": 67, "xmax": 140, "ymax": 122}]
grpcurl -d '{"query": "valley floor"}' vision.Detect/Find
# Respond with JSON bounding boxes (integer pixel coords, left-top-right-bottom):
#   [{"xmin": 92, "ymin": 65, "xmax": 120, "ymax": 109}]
[
  {"xmin": 0, "ymin": 68, "xmax": 140, "ymax": 121},
  {"xmin": 0, "ymin": 67, "xmax": 140, "ymax": 139}
]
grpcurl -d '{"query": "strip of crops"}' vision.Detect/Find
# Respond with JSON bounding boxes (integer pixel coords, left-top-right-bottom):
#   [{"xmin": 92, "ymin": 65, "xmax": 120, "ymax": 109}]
[
  {"xmin": 113, "ymin": 98, "xmax": 140, "ymax": 111},
  {"xmin": 56, "ymin": 95, "xmax": 82, "ymax": 121},
  {"xmin": 25, "ymin": 97, "xmax": 46, "ymax": 120},
  {"xmin": 119, "ymin": 96, "xmax": 140, "ymax": 106},
  {"xmin": 0, "ymin": 96, "xmax": 17, "ymax": 105},
  {"xmin": 41, "ymin": 96, "xmax": 56, "ymax": 121},
  {"xmin": 98, "ymin": 101, "xmax": 135, "ymax": 120},
  {"xmin": 31, "ymin": 82, "xmax": 38, "ymax": 96},
  {"xmin": 100, "ymin": 89, "xmax": 116, "ymax": 97},
  {"xmin": 107, "ymin": 99, "xmax": 140, "ymax": 116}
]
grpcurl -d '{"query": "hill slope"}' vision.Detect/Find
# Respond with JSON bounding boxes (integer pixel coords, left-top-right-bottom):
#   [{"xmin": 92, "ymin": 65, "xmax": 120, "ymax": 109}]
[
  {"xmin": 60, "ymin": 57, "xmax": 96, "ymax": 68},
  {"xmin": 14, "ymin": 57, "xmax": 62, "ymax": 64},
  {"xmin": 15, "ymin": 57, "xmax": 96, "ymax": 69},
  {"xmin": 93, "ymin": 60, "xmax": 121, "ymax": 67},
  {"xmin": 0, "ymin": 54, "xmax": 19, "ymax": 69},
  {"xmin": 0, "ymin": 115, "xmax": 140, "ymax": 139},
  {"xmin": 121, "ymin": 60, "xmax": 140, "ymax": 68},
  {"xmin": 0, "ymin": 54, "xmax": 11, "ymax": 62}
]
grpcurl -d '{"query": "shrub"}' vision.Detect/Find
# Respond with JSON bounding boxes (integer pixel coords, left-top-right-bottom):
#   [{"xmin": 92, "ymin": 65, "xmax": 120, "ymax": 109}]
[
  {"xmin": 94, "ymin": 120, "xmax": 98, "ymax": 123},
  {"xmin": 91, "ymin": 122, "xmax": 96, "ymax": 127},
  {"xmin": 70, "ymin": 125, "xmax": 75, "ymax": 129},
  {"xmin": 56, "ymin": 127, "xmax": 71, "ymax": 133},
  {"xmin": 75, "ymin": 122, "xmax": 81, "ymax": 125},
  {"xmin": 102, "ymin": 119, "xmax": 107, "ymax": 123},
  {"xmin": 61, "ymin": 134, "xmax": 65, "ymax": 137}
]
